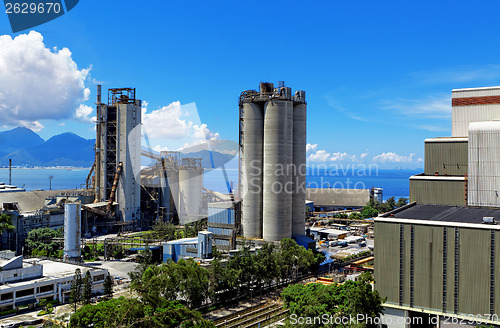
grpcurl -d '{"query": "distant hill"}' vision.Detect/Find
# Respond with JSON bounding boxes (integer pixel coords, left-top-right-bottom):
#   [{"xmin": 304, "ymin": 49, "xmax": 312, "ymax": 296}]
[
  {"xmin": 0, "ymin": 127, "xmax": 45, "ymax": 157},
  {"xmin": 0, "ymin": 127, "xmax": 95, "ymax": 167}
]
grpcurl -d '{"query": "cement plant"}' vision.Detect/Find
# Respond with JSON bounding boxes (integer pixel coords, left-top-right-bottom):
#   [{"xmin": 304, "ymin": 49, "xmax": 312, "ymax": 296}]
[{"xmin": 4, "ymin": 81, "xmax": 500, "ymax": 328}]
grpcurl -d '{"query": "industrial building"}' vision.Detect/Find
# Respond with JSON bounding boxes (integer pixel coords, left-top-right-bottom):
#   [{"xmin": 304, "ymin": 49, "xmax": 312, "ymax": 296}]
[
  {"xmin": 0, "ymin": 189, "xmax": 93, "ymax": 254},
  {"xmin": 140, "ymin": 150, "xmax": 205, "ymax": 225},
  {"xmin": 239, "ymin": 81, "xmax": 307, "ymax": 241},
  {"xmin": 408, "ymin": 86, "xmax": 500, "ymax": 206},
  {"xmin": 207, "ymin": 201, "xmax": 237, "ymax": 251},
  {"xmin": 0, "ymin": 252, "xmax": 108, "ymax": 313},
  {"xmin": 375, "ymin": 85, "xmax": 500, "ymax": 327},
  {"xmin": 305, "ymin": 188, "xmax": 370, "ymax": 211},
  {"xmin": 162, "ymin": 231, "xmax": 212, "ymax": 262},
  {"xmin": 93, "ymin": 87, "xmax": 141, "ymax": 223}
]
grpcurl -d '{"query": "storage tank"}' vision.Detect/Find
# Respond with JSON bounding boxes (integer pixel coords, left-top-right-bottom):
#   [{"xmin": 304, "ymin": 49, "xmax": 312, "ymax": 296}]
[
  {"xmin": 240, "ymin": 101, "xmax": 264, "ymax": 238},
  {"xmin": 160, "ymin": 151, "xmax": 180, "ymax": 220},
  {"xmin": 63, "ymin": 202, "xmax": 81, "ymax": 262},
  {"xmin": 178, "ymin": 158, "xmax": 203, "ymax": 224},
  {"xmin": 292, "ymin": 100, "xmax": 307, "ymax": 236},
  {"xmin": 262, "ymin": 100, "xmax": 293, "ymax": 241}
]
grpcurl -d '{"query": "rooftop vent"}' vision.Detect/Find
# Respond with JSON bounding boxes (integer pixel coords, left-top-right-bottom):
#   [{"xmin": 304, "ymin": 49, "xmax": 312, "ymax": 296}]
[{"xmin": 483, "ymin": 217, "xmax": 496, "ymax": 224}]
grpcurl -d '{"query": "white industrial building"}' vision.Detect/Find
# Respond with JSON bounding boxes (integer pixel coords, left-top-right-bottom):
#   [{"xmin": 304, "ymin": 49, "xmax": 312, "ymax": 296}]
[{"xmin": 0, "ymin": 252, "xmax": 108, "ymax": 313}]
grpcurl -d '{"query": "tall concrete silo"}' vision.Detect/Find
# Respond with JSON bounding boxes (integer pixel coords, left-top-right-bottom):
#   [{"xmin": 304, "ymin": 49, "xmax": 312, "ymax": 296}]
[
  {"xmin": 262, "ymin": 100, "xmax": 293, "ymax": 241},
  {"xmin": 240, "ymin": 101, "xmax": 264, "ymax": 238},
  {"xmin": 292, "ymin": 99, "xmax": 307, "ymax": 236},
  {"xmin": 239, "ymin": 82, "xmax": 307, "ymax": 242},
  {"xmin": 64, "ymin": 202, "xmax": 81, "ymax": 262},
  {"xmin": 178, "ymin": 158, "xmax": 203, "ymax": 224}
]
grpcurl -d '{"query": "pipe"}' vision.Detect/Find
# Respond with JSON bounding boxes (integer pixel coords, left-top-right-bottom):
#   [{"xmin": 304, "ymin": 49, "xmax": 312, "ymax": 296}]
[
  {"xmin": 86, "ymin": 161, "xmax": 95, "ymax": 190},
  {"xmin": 106, "ymin": 162, "xmax": 123, "ymax": 213},
  {"xmin": 95, "ymin": 85, "xmax": 102, "ymax": 203}
]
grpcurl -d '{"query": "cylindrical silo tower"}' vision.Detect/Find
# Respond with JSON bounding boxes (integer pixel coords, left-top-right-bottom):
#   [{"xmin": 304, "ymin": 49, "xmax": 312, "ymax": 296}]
[
  {"xmin": 262, "ymin": 100, "xmax": 293, "ymax": 241},
  {"xmin": 240, "ymin": 101, "xmax": 264, "ymax": 238},
  {"xmin": 292, "ymin": 96, "xmax": 307, "ymax": 236},
  {"xmin": 178, "ymin": 158, "xmax": 203, "ymax": 224},
  {"xmin": 64, "ymin": 202, "xmax": 81, "ymax": 262},
  {"xmin": 238, "ymin": 82, "xmax": 307, "ymax": 243}
]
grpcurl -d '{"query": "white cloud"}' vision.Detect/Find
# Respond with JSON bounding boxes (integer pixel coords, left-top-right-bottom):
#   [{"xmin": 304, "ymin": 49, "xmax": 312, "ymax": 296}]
[
  {"xmin": 75, "ymin": 104, "xmax": 94, "ymax": 123},
  {"xmin": 382, "ymin": 95, "xmax": 451, "ymax": 120},
  {"xmin": 153, "ymin": 145, "xmax": 169, "ymax": 152},
  {"xmin": 142, "ymin": 101, "xmax": 193, "ymax": 139},
  {"xmin": 0, "ymin": 31, "xmax": 90, "ymax": 130},
  {"xmin": 330, "ymin": 152, "xmax": 357, "ymax": 162},
  {"xmin": 308, "ymin": 149, "xmax": 362, "ymax": 163},
  {"xmin": 372, "ymin": 152, "xmax": 418, "ymax": 163},
  {"xmin": 19, "ymin": 120, "xmax": 44, "ymax": 132},
  {"xmin": 142, "ymin": 101, "xmax": 221, "ymax": 151},
  {"xmin": 308, "ymin": 150, "xmax": 331, "ymax": 162},
  {"xmin": 306, "ymin": 143, "xmax": 317, "ymax": 153}
]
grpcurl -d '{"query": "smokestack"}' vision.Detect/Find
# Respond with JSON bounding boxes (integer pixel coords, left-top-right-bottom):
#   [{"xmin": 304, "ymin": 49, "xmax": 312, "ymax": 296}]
[{"xmin": 95, "ymin": 85, "xmax": 102, "ymax": 202}]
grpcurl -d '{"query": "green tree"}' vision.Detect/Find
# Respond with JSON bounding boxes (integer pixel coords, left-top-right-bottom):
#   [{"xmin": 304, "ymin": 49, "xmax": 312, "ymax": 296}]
[
  {"xmin": 70, "ymin": 268, "xmax": 82, "ymax": 311},
  {"xmin": 152, "ymin": 221, "xmax": 176, "ymax": 241},
  {"xmin": 103, "ymin": 274, "xmax": 113, "ymax": 300},
  {"xmin": 25, "ymin": 227, "xmax": 61, "ymax": 257},
  {"xmin": 281, "ymin": 272, "xmax": 383, "ymax": 328},
  {"xmin": 396, "ymin": 197, "xmax": 408, "ymax": 208},
  {"xmin": 361, "ymin": 206, "xmax": 378, "ymax": 219},
  {"xmin": 69, "ymin": 296, "xmax": 214, "ymax": 328},
  {"xmin": 82, "ymin": 271, "xmax": 92, "ymax": 305},
  {"xmin": 130, "ymin": 258, "xmax": 209, "ymax": 309},
  {"xmin": 0, "ymin": 213, "xmax": 15, "ymax": 234},
  {"xmin": 348, "ymin": 212, "xmax": 362, "ymax": 220},
  {"xmin": 386, "ymin": 196, "xmax": 396, "ymax": 210}
]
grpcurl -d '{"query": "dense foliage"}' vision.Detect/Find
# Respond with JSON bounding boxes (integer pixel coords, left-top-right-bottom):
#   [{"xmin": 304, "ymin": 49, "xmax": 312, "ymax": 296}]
[
  {"xmin": 130, "ymin": 238, "xmax": 325, "ymax": 307},
  {"xmin": 361, "ymin": 197, "xmax": 409, "ymax": 218},
  {"xmin": 25, "ymin": 227, "xmax": 63, "ymax": 257},
  {"xmin": 69, "ymin": 297, "xmax": 214, "ymax": 328},
  {"xmin": 281, "ymin": 273, "xmax": 384, "ymax": 328},
  {"xmin": 0, "ymin": 213, "xmax": 15, "ymax": 235}
]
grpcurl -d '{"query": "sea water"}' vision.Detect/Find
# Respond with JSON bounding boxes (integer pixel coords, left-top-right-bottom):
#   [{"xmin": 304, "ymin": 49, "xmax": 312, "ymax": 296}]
[{"xmin": 0, "ymin": 167, "xmax": 419, "ymax": 200}]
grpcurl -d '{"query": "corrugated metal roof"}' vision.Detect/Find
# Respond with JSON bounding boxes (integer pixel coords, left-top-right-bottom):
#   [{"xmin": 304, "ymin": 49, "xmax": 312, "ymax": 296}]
[
  {"xmin": 391, "ymin": 204, "xmax": 500, "ymax": 224},
  {"xmin": 0, "ymin": 189, "xmax": 81, "ymax": 213}
]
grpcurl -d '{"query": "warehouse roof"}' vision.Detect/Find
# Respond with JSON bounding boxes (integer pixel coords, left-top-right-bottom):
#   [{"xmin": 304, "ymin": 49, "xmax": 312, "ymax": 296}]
[
  {"xmin": 381, "ymin": 203, "xmax": 500, "ymax": 225},
  {"xmin": 0, "ymin": 189, "xmax": 81, "ymax": 213}
]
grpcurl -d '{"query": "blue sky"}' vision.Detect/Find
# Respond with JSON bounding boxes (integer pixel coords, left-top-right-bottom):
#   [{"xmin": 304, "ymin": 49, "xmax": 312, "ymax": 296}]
[{"xmin": 1, "ymin": 0, "xmax": 500, "ymax": 169}]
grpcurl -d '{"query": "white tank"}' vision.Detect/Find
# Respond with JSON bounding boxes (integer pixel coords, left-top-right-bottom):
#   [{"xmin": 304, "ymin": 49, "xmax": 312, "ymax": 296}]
[
  {"xmin": 262, "ymin": 100, "xmax": 293, "ymax": 241},
  {"xmin": 63, "ymin": 202, "xmax": 81, "ymax": 261},
  {"xmin": 241, "ymin": 101, "xmax": 264, "ymax": 238},
  {"xmin": 292, "ymin": 102, "xmax": 307, "ymax": 236},
  {"xmin": 178, "ymin": 158, "xmax": 203, "ymax": 224}
]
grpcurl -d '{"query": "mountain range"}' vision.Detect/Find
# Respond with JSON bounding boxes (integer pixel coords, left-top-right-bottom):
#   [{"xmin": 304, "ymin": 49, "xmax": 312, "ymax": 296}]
[
  {"xmin": 0, "ymin": 127, "xmax": 96, "ymax": 167},
  {"xmin": 0, "ymin": 127, "xmax": 237, "ymax": 169}
]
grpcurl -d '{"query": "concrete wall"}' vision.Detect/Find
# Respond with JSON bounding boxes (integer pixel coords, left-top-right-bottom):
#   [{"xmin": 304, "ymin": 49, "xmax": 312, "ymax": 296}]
[
  {"xmin": 409, "ymin": 176, "xmax": 466, "ymax": 206},
  {"xmin": 424, "ymin": 138, "xmax": 468, "ymax": 176},
  {"xmin": 375, "ymin": 220, "xmax": 500, "ymax": 322},
  {"xmin": 305, "ymin": 188, "xmax": 370, "ymax": 209}
]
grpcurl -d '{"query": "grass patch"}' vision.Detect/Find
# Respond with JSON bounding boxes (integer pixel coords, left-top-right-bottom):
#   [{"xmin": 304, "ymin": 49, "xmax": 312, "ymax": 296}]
[
  {"xmin": 0, "ymin": 308, "xmax": 15, "ymax": 316},
  {"xmin": 37, "ymin": 308, "xmax": 53, "ymax": 316}
]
